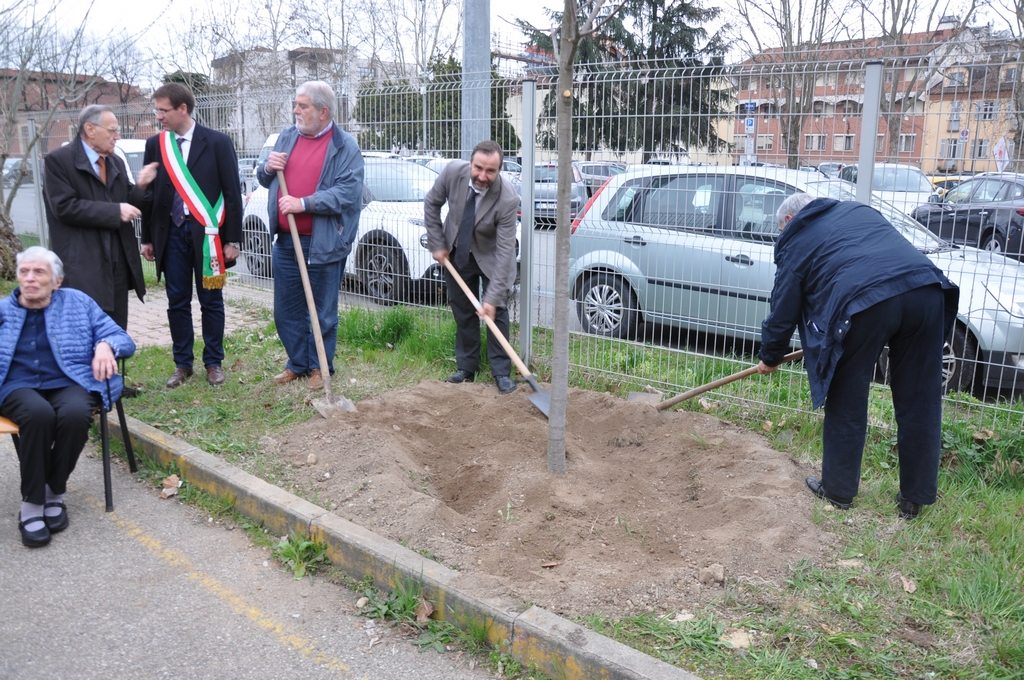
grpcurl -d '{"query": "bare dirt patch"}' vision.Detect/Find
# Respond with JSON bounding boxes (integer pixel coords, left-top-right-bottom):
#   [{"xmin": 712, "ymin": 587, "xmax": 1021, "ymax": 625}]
[{"xmin": 264, "ymin": 381, "xmax": 837, "ymax": 619}]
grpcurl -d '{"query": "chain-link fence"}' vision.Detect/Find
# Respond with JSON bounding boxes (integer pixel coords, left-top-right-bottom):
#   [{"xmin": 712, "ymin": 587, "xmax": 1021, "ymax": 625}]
[{"xmin": 10, "ymin": 39, "xmax": 1024, "ymax": 424}]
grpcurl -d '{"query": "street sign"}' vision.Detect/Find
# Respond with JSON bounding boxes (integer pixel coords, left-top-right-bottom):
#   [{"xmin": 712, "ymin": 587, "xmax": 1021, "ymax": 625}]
[
  {"xmin": 745, "ymin": 117, "xmax": 755, "ymax": 133},
  {"xmin": 744, "ymin": 102, "xmax": 757, "ymax": 111},
  {"xmin": 744, "ymin": 136, "xmax": 755, "ymax": 155},
  {"xmin": 960, "ymin": 128, "xmax": 970, "ymax": 141}
]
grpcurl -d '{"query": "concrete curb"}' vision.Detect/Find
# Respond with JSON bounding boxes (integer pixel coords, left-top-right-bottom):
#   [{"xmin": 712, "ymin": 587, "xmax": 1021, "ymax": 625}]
[{"xmin": 113, "ymin": 416, "xmax": 702, "ymax": 680}]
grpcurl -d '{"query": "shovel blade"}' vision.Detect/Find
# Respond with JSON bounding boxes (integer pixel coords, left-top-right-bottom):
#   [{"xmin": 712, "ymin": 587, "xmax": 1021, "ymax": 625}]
[
  {"xmin": 312, "ymin": 394, "xmax": 358, "ymax": 418},
  {"xmin": 524, "ymin": 375, "xmax": 551, "ymax": 418}
]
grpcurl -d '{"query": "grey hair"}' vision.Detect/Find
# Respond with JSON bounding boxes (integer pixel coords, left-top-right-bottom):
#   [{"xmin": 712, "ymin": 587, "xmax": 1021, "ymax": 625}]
[
  {"xmin": 79, "ymin": 104, "xmax": 113, "ymax": 132},
  {"xmin": 296, "ymin": 81, "xmax": 336, "ymax": 120},
  {"xmin": 776, "ymin": 193, "xmax": 816, "ymax": 228},
  {"xmin": 17, "ymin": 246, "xmax": 65, "ymax": 280}
]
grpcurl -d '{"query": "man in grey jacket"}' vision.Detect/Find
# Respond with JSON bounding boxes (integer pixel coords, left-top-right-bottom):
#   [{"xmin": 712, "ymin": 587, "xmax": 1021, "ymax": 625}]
[
  {"xmin": 258, "ymin": 81, "xmax": 364, "ymax": 390},
  {"xmin": 424, "ymin": 140, "xmax": 520, "ymax": 394}
]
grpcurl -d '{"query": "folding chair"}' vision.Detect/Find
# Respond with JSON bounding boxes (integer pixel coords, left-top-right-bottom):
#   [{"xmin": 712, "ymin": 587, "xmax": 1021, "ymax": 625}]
[{"xmin": 1, "ymin": 382, "xmax": 137, "ymax": 512}]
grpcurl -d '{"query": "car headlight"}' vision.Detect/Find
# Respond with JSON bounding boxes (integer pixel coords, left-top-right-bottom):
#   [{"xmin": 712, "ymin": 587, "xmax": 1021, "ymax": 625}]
[
  {"xmin": 419, "ymin": 233, "xmax": 429, "ymax": 249},
  {"xmin": 983, "ymin": 279, "xmax": 1024, "ymax": 318}
]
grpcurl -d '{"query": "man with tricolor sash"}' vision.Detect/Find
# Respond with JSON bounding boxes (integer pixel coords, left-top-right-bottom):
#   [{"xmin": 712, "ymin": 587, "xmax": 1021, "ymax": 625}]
[{"xmin": 140, "ymin": 83, "xmax": 244, "ymax": 388}]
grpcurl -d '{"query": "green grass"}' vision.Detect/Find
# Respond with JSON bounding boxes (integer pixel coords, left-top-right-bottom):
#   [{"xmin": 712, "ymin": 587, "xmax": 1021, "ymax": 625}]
[{"xmin": 115, "ymin": 302, "xmax": 1024, "ymax": 678}]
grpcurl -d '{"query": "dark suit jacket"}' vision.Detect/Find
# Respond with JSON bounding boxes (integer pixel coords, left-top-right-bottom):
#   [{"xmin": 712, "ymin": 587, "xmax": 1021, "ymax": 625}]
[
  {"xmin": 140, "ymin": 123, "xmax": 243, "ymax": 278},
  {"xmin": 423, "ymin": 160, "xmax": 519, "ymax": 308},
  {"xmin": 44, "ymin": 137, "xmax": 146, "ymax": 310}
]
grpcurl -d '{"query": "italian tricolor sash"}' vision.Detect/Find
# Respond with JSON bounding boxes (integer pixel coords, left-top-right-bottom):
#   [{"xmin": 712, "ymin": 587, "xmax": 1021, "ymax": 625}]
[{"xmin": 159, "ymin": 131, "xmax": 227, "ymax": 289}]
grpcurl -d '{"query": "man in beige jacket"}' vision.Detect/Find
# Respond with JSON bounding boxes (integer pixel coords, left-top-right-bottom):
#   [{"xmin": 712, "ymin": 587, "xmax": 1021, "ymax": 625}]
[{"xmin": 424, "ymin": 140, "xmax": 520, "ymax": 394}]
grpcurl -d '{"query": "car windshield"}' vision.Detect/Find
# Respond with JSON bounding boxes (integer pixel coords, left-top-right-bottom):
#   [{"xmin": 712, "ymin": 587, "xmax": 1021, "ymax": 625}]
[
  {"xmin": 535, "ymin": 165, "xmax": 558, "ymax": 182},
  {"xmin": 364, "ymin": 161, "xmax": 438, "ymax": 201},
  {"xmin": 874, "ymin": 167, "xmax": 932, "ymax": 193},
  {"xmin": 802, "ymin": 178, "xmax": 945, "ymax": 250}
]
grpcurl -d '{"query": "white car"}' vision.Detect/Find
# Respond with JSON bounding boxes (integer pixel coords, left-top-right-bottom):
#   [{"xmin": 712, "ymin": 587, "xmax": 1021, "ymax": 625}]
[
  {"xmin": 838, "ymin": 162, "xmax": 937, "ymax": 215},
  {"xmin": 241, "ymin": 136, "xmax": 520, "ymax": 304}
]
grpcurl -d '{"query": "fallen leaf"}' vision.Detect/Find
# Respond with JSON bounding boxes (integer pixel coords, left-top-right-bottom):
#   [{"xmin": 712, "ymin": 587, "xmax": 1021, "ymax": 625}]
[
  {"xmin": 820, "ymin": 623, "xmax": 839, "ymax": 635},
  {"xmin": 161, "ymin": 474, "xmax": 179, "ymax": 489},
  {"xmin": 541, "ymin": 561, "xmax": 560, "ymax": 568},
  {"xmin": 720, "ymin": 629, "xmax": 751, "ymax": 649},
  {"xmin": 355, "ymin": 596, "xmax": 369, "ymax": 608},
  {"xmin": 762, "ymin": 420, "xmax": 773, "ymax": 432},
  {"xmin": 159, "ymin": 486, "xmax": 178, "ymax": 499},
  {"xmin": 973, "ymin": 429, "xmax": 998, "ymax": 442},
  {"xmin": 836, "ymin": 558, "xmax": 865, "ymax": 569},
  {"xmin": 415, "ymin": 596, "xmax": 434, "ymax": 622},
  {"xmin": 900, "ymin": 575, "xmax": 917, "ymax": 593}
]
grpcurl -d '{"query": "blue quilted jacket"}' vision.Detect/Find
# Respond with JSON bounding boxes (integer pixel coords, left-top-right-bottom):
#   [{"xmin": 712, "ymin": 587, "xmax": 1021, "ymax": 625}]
[{"xmin": 0, "ymin": 288, "xmax": 136, "ymax": 410}]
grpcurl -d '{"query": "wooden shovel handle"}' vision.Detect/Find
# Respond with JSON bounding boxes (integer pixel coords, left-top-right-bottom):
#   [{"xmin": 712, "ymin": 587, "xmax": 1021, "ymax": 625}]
[
  {"xmin": 657, "ymin": 350, "xmax": 804, "ymax": 411},
  {"xmin": 440, "ymin": 256, "xmax": 533, "ymax": 380},
  {"xmin": 276, "ymin": 170, "xmax": 335, "ymax": 402}
]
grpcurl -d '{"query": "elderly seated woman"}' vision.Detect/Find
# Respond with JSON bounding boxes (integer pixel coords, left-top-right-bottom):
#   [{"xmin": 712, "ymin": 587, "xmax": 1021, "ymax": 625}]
[{"xmin": 1, "ymin": 246, "xmax": 135, "ymax": 548}]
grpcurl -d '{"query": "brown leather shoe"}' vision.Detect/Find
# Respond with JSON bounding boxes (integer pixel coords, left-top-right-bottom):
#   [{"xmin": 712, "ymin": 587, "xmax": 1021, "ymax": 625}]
[
  {"xmin": 308, "ymin": 369, "xmax": 324, "ymax": 390},
  {"xmin": 206, "ymin": 365, "xmax": 226, "ymax": 386},
  {"xmin": 166, "ymin": 367, "xmax": 193, "ymax": 388},
  {"xmin": 273, "ymin": 368, "xmax": 301, "ymax": 385}
]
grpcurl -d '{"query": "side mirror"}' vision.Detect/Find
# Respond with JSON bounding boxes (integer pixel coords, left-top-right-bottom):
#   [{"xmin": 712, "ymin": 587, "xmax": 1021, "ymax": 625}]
[{"xmin": 928, "ymin": 194, "xmax": 942, "ymax": 204}]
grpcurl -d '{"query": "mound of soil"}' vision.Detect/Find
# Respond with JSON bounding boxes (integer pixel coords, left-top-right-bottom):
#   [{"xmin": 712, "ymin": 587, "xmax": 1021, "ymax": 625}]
[{"xmin": 265, "ymin": 381, "xmax": 836, "ymax": 618}]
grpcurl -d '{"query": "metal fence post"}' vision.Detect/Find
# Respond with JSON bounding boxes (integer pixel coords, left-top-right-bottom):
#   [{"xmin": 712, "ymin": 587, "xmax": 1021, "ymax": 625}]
[
  {"xmin": 27, "ymin": 118, "xmax": 48, "ymax": 248},
  {"xmin": 461, "ymin": 0, "xmax": 490, "ymax": 159},
  {"xmin": 856, "ymin": 61, "xmax": 883, "ymax": 205},
  {"xmin": 518, "ymin": 79, "xmax": 537, "ymax": 364}
]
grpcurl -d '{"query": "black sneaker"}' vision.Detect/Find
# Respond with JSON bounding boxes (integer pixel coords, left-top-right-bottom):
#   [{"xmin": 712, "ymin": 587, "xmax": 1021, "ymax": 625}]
[
  {"xmin": 805, "ymin": 477, "xmax": 854, "ymax": 510},
  {"xmin": 445, "ymin": 369, "xmax": 475, "ymax": 384},
  {"xmin": 895, "ymin": 492, "xmax": 921, "ymax": 520}
]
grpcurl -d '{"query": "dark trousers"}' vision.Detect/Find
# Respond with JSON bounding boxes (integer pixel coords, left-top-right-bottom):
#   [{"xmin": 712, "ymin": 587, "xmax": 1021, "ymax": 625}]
[
  {"xmin": 445, "ymin": 250, "xmax": 512, "ymax": 378},
  {"xmin": 822, "ymin": 285, "xmax": 945, "ymax": 505},
  {"xmin": 1, "ymin": 385, "xmax": 95, "ymax": 505},
  {"xmin": 164, "ymin": 222, "xmax": 225, "ymax": 369},
  {"xmin": 272, "ymin": 233, "xmax": 344, "ymax": 375}
]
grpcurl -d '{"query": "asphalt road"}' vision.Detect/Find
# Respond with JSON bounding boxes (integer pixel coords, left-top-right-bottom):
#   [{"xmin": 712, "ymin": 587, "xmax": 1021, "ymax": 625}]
[{"xmin": 0, "ymin": 436, "xmax": 493, "ymax": 680}]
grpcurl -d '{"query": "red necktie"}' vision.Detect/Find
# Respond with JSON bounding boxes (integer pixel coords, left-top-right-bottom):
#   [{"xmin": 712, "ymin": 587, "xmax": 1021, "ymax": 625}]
[{"xmin": 97, "ymin": 156, "xmax": 107, "ymax": 185}]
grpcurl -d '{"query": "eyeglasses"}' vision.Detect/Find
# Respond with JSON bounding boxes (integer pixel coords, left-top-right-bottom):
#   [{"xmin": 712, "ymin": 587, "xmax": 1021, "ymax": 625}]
[
  {"xmin": 101, "ymin": 126, "xmax": 121, "ymax": 134},
  {"xmin": 154, "ymin": 107, "xmax": 175, "ymax": 115}
]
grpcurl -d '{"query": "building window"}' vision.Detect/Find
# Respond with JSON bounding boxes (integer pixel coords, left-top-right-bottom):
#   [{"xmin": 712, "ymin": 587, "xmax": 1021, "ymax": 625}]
[
  {"xmin": 876, "ymin": 134, "xmax": 886, "ymax": 153},
  {"xmin": 948, "ymin": 100, "xmax": 962, "ymax": 131},
  {"xmin": 979, "ymin": 101, "xmax": 996, "ymax": 120},
  {"xmin": 885, "ymin": 71, "xmax": 895, "ymax": 83},
  {"xmin": 804, "ymin": 134, "xmax": 826, "ymax": 151},
  {"xmin": 899, "ymin": 134, "xmax": 916, "ymax": 152},
  {"xmin": 948, "ymin": 70, "xmax": 966, "ymax": 87},
  {"xmin": 757, "ymin": 134, "xmax": 773, "ymax": 150},
  {"xmin": 971, "ymin": 139, "xmax": 990, "ymax": 159},
  {"xmin": 833, "ymin": 134, "xmax": 855, "ymax": 151},
  {"xmin": 940, "ymin": 138, "xmax": 965, "ymax": 159},
  {"xmin": 1004, "ymin": 67, "xmax": 1017, "ymax": 83}
]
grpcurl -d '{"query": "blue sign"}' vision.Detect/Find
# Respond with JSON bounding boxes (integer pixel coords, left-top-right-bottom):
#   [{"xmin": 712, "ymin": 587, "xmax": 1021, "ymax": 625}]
[
  {"xmin": 745, "ymin": 117, "xmax": 755, "ymax": 133},
  {"xmin": 744, "ymin": 102, "xmax": 757, "ymax": 111}
]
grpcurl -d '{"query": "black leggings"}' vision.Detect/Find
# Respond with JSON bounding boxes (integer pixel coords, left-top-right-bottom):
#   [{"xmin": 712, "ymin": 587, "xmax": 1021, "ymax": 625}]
[{"xmin": 1, "ymin": 385, "xmax": 95, "ymax": 505}]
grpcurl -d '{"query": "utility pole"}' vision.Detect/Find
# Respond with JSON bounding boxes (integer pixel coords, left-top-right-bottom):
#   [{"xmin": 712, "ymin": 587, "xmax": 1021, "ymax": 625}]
[{"xmin": 461, "ymin": 0, "xmax": 490, "ymax": 158}]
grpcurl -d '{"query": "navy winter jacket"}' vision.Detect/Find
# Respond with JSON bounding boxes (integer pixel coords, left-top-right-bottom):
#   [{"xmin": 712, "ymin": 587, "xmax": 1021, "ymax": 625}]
[
  {"xmin": 0, "ymin": 288, "xmax": 136, "ymax": 410},
  {"xmin": 758, "ymin": 198, "xmax": 959, "ymax": 408}
]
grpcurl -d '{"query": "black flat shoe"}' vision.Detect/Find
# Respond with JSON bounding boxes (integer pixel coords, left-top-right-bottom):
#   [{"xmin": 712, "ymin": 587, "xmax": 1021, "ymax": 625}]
[
  {"xmin": 895, "ymin": 492, "xmax": 921, "ymax": 520},
  {"xmin": 805, "ymin": 477, "xmax": 854, "ymax": 510},
  {"xmin": 445, "ymin": 369, "xmax": 475, "ymax": 384},
  {"xmin": 18, "ymin": 514, "xmax": 51, "ymax": 548},
  {"xmin": 44, "ymin": 502, "xmax": 69, "ymax": 533},
  {"xmin": 494, "ymin": 375, "xmax": 517, "ymax": 395}
]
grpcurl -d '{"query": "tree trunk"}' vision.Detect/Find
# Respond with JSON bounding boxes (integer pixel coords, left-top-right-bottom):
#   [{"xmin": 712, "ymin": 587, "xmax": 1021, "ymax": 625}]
[
  {"xmin": 0, "ymin": 214, "xmax": 24, "ymax": 280},
  {"xmin": 546, "ymin": 0, "xmax": 580, "ymax": 475}
]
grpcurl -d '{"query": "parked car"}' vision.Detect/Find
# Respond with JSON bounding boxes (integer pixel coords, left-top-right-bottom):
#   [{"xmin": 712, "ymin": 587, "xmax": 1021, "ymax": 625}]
[
  {"xmin": 3, "ymin": 157, "xmax": 37, "ymax": 187},
  {"xmin": 241, "ymin": 145, "xmax": 520, "ymax": 304},
  {"xmin": 568, "ymin": 165, "xmax": 1024, "ymax": 394},
  {"xmin": 912, "ymin": 173, "xmax": 1024, "ymax": 258},
  {"xmin": 114, "ymin": 139, "xmax": 147, "ymax": 184},
  {"xmin": 424, "ymin": 158, "xmax": 456, "ymax": 174},
  {"xmin": 837, "ymin": 162, "xmax": 937, "ymax": 215},
  {"xmin": 514, "ymin": 162, "xmax": 588, "ymax": 226},
  {"xmin": 362, "ymin": 151, "xmax": 403, "ymax": 159},
  {"xmin": 406, "ymin": 155, "xmax": 439, "ymax": 166},
  {"xmin": 817, "ymin": 162, "xmax": 844, "ymax": 177},
  {"xmin": 237, "ymin": 155, "xmax": 260, "ymax": 193},
  {"xmin": 578, "ymin": 161, "xmax": 627, "ymax": 196},
  {"xmin": 929, "ymin": 173, "xmax": 973, "ymax": 198},
  {"xmin": 501, "ymin": 158, "xmax": 522, "ymax": 181}
]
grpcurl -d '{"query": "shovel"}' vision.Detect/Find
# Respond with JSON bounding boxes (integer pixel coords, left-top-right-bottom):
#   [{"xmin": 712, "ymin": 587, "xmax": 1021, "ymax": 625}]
[
  {"xmin": 276, "ymin": 170, "xmax": 357, "ymax": 417},
  {"xmin": 628, "ymin": 350, "xmax": 804, "ymax": 411},
  {"xmin": 440, "ymin": 256, "xmax": 551, "ymax": 418}
]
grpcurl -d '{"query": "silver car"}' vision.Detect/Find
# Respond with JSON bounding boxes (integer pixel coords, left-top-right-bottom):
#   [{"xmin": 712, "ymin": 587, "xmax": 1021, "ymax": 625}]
[
  {"xmin": 569, "ymin": 165, "xmax": 1024, "ymax": 394},
  {"xmin": 515, "ymin": 162, "xmax": 589, "ymax": 226}
]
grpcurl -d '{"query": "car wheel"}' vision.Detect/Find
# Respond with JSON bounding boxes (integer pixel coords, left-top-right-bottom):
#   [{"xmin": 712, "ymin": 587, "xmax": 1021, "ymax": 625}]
[
  {"xmin": 980, "ymin": 230, "xmax": 1007, "ymax": 254},
  {"xmin": 243, "ymin": 224, "xmax": 272, "ymax": 279},
  {"xmin": 360, "ymin": 242, "xmax": 408, "ymax": 304},
  {"xmin": 576, "ymin": 273, "xmax": 638, "ymax": 338},
  {"xmin": 873, "ymin": 324, "xmax": 977, "ymax": 395}
]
